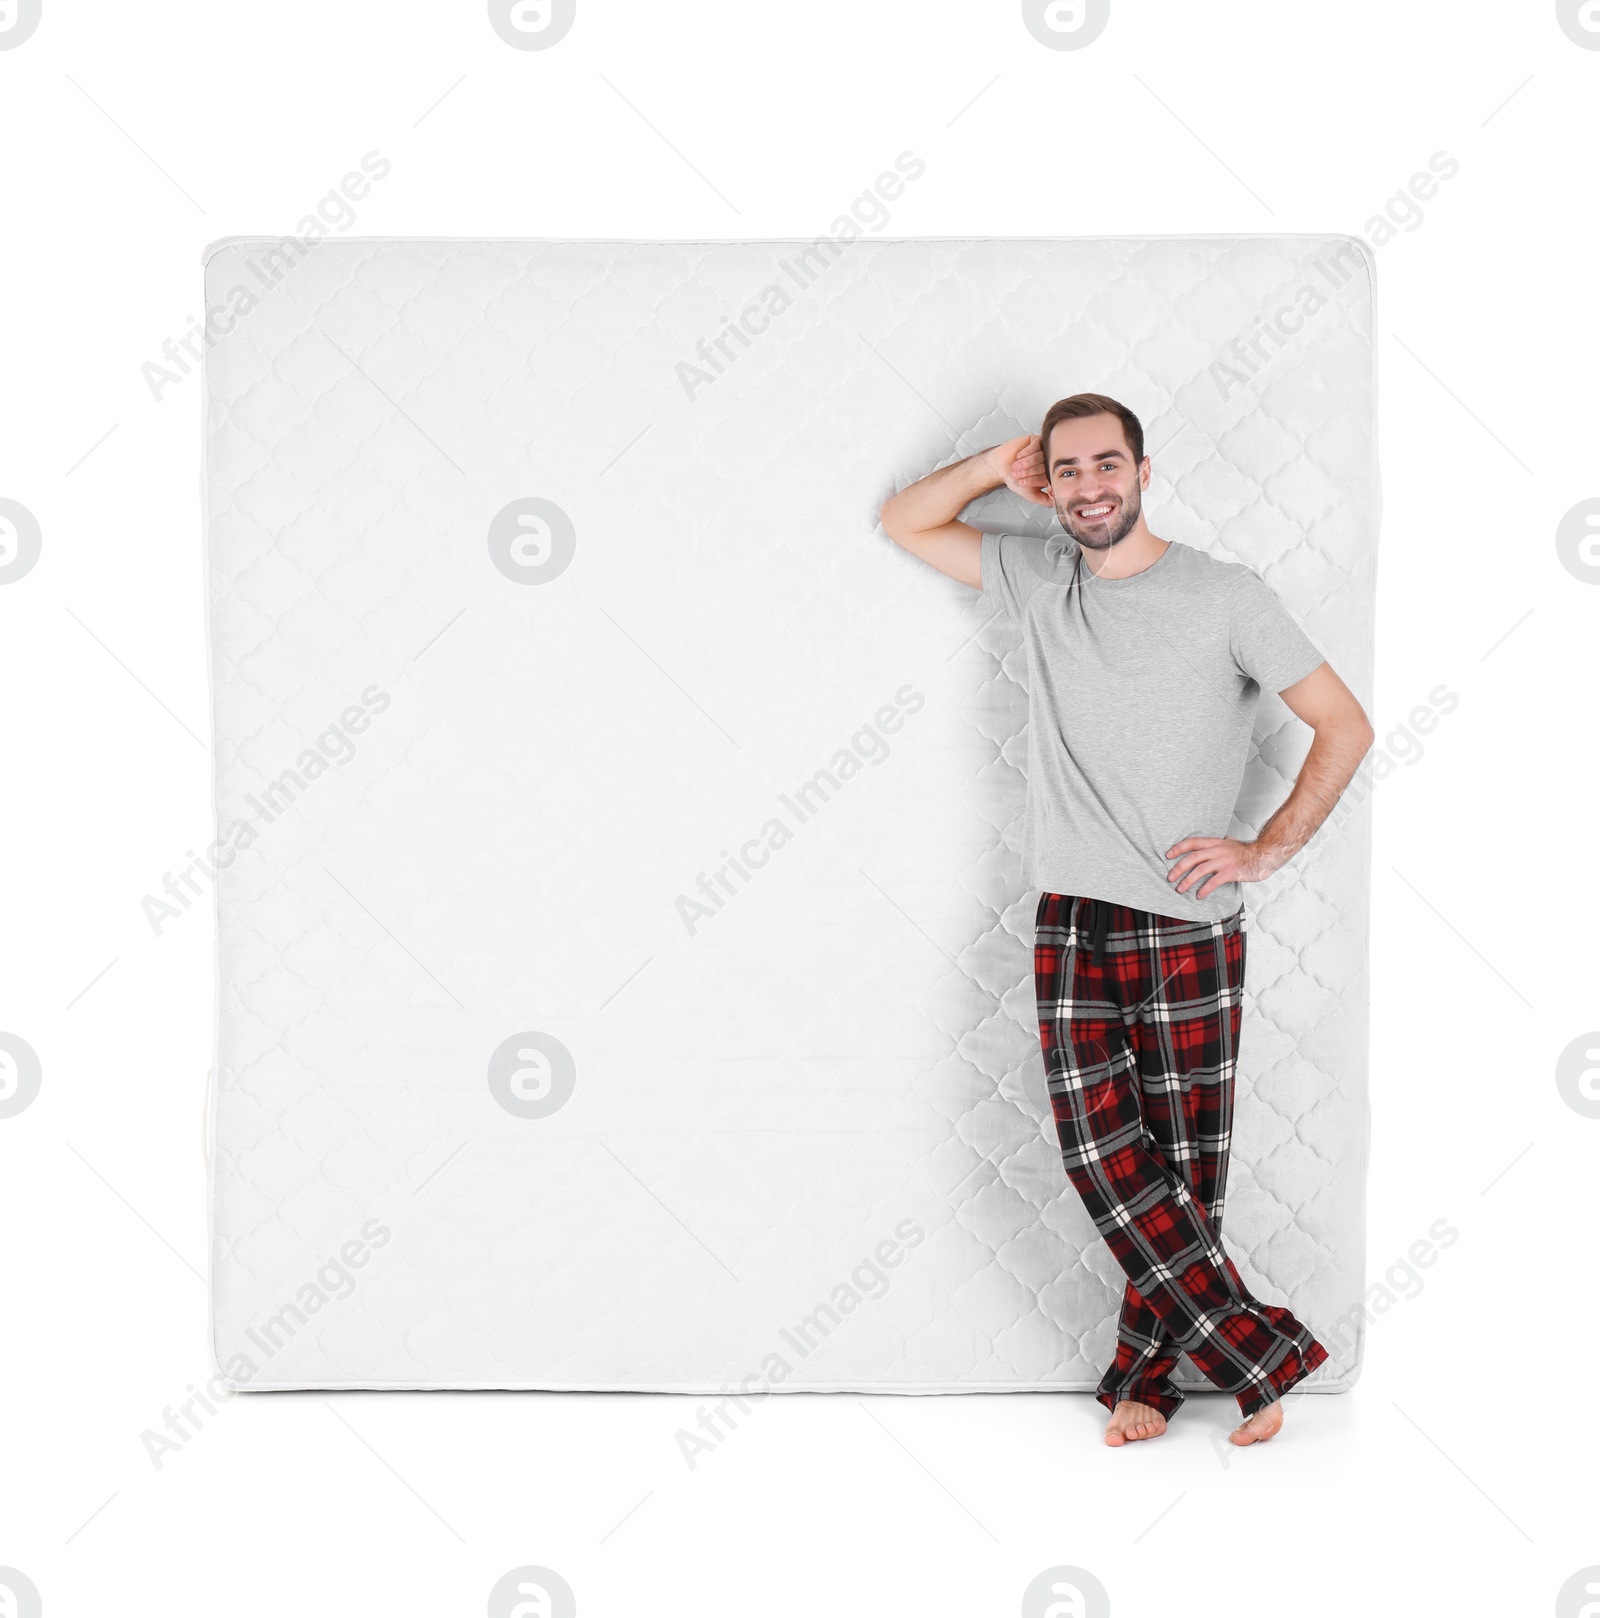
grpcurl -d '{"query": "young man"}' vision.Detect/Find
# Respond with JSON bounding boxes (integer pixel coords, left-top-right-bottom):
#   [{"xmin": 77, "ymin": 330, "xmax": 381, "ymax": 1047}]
[{"xmin": 879, "ymin": 393, "xmax": 1374, "ymax": 1448}]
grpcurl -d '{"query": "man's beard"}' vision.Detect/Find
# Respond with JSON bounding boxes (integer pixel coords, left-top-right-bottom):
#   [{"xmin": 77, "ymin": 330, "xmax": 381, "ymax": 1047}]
[{"xmin": 1058, "ymin": 484, "xmax": 1141, "ymax": 550}]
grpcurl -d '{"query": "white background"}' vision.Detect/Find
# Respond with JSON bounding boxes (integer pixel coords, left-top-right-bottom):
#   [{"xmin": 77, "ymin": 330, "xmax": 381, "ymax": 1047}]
[{"xmin": 1, "ymin": 2, "xmax": 1593, "ymax": 1614}]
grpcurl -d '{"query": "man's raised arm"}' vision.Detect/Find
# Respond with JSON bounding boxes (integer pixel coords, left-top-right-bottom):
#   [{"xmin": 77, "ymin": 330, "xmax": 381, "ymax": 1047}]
[{"xmin": 878, "ymin": 434, "xmax": 1052, "ymax": 589}]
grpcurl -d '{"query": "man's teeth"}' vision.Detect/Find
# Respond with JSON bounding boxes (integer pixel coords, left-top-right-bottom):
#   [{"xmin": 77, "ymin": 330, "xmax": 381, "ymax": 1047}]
[{"xmin": 1077, "ymin": 503, "xmax": 1115, "ymax": 518}]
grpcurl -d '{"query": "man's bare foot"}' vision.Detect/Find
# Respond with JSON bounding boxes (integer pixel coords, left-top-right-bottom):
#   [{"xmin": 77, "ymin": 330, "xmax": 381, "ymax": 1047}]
[
  {"xmin": 1229, "ymin": 1400, "xmax": 1284, "ymax": 1446},
  {"xmin": 1104, "ymin": 1400, "xmax": 1168, "ymax": 1446}
]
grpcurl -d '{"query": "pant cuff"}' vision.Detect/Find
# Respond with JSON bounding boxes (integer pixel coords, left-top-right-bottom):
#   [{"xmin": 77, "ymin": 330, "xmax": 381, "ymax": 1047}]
[
  {"xmin": 1235, "ymin": 1336, "xmax": 1330, "ymax": 1419},
  {"xmin": 1096, "ymin": 1383, "xmax": 1183, "ymax": 1419}
]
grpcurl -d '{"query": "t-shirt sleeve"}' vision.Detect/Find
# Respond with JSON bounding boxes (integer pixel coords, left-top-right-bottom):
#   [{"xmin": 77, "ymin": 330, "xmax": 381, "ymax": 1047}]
[
  {"xmin": 1229, "ymin": 567, "xmax": 1326, "ymax": 693},
  {"xmin": 979, "ymin": 532, "xmax": 1051, "ymax": 621}
]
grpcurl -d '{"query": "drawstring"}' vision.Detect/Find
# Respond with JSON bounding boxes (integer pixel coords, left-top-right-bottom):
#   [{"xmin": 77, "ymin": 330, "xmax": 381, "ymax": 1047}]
[{"xmin": 1078, "ymin": 896, "xmax": 1111, "ymax": 967}]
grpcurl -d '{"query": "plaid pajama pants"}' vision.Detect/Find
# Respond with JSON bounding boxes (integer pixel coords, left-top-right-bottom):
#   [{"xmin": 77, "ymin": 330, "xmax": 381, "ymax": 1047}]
[{"xmin": 1034, "ymin": 892, "xmax": 1328, "ymax": 1418}]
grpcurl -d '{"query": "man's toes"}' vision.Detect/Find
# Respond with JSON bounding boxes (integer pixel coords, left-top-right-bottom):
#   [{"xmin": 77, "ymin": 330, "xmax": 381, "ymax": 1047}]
[
  {"xmin": 1229, "ymin": 1408, "xmax": 1278, "ymax": 1445},
  {"xmin": 1106, "ymin": 1401, "xmax": 1169, "ymax": 1445}
]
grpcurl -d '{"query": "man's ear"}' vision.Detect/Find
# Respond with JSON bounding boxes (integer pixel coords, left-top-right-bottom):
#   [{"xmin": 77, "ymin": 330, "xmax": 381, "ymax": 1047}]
[{"xmin": 1139, "ymin": 456, "xmax": 1151, "ymax": 489}]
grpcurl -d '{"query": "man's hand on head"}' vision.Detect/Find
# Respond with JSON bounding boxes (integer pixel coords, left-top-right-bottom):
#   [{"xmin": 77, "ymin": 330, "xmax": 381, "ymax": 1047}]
[
  {"xmin": 984, "ymin": 434, "xmax": 1053, "ymax": 507},
  {"xmin": 877, "ymin": 432, "xmax": 1054, "ymax": 590},
  {"xmin": 1164, "ymin": 835, "xmax": 1282, "ymax": 900}
]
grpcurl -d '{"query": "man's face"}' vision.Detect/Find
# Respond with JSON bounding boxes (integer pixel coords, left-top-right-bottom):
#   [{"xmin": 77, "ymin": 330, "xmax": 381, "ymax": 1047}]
[{"xmin": 1044, "ymin": 413, "xmax": 1150, "ymax": 550}]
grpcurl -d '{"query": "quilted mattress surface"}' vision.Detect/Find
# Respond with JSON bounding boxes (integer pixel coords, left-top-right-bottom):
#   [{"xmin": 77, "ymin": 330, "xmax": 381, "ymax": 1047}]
[{"xmin": 201, "ymin": 235, "xmax": 1377, "ymax": 1392}]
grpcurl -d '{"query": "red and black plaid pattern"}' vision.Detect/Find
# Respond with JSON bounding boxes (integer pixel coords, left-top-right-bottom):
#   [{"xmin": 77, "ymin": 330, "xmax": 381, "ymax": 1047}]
[{"xmin": 1034, "ymin": 892, "xmax": 1328, "ymax": 1418}]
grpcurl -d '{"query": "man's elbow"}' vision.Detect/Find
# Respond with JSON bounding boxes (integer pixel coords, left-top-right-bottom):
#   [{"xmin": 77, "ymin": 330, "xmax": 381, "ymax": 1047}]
[
  {"xmin": 1307, "ymin": 706, "xmax": 1373, "ymax": 762},
  {"xmin": 877, "ymin": 500, "xmax": 909, "ymax": 546}
]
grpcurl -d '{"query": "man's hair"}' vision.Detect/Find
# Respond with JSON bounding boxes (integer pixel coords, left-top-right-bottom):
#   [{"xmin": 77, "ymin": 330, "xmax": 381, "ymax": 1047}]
[{"xmin": 1039, "ymin": 393, "xmax": 1146, "ymax": 472}]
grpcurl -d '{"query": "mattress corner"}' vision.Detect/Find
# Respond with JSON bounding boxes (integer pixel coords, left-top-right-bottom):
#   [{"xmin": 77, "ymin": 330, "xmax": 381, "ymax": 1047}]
[
  {"xmin": 200, "ymin": 236, "xmax": 254, "ymax": 269},
  {"xmin": 1329, "ymin": 230, "xmax": 1378, "ymax": 295}
]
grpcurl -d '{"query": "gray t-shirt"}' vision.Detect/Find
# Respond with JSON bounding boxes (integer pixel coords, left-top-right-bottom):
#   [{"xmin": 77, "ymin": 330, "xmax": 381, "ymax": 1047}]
[{"xmin": 978, "ymin": 533, "xmax": 1325, "ymax": 922}]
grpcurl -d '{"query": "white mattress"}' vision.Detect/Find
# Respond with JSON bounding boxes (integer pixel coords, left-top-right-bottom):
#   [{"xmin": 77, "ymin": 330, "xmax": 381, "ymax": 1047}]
[{"xmin": 201, "ymin": 235, "xmax": 1377, "ymax": 1393}]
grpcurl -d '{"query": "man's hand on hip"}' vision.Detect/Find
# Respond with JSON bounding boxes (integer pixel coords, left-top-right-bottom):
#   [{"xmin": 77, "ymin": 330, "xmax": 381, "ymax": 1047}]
[{"xmin": 1164, "ymin": 836, "xmax": 1281, "ymax": 900}]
